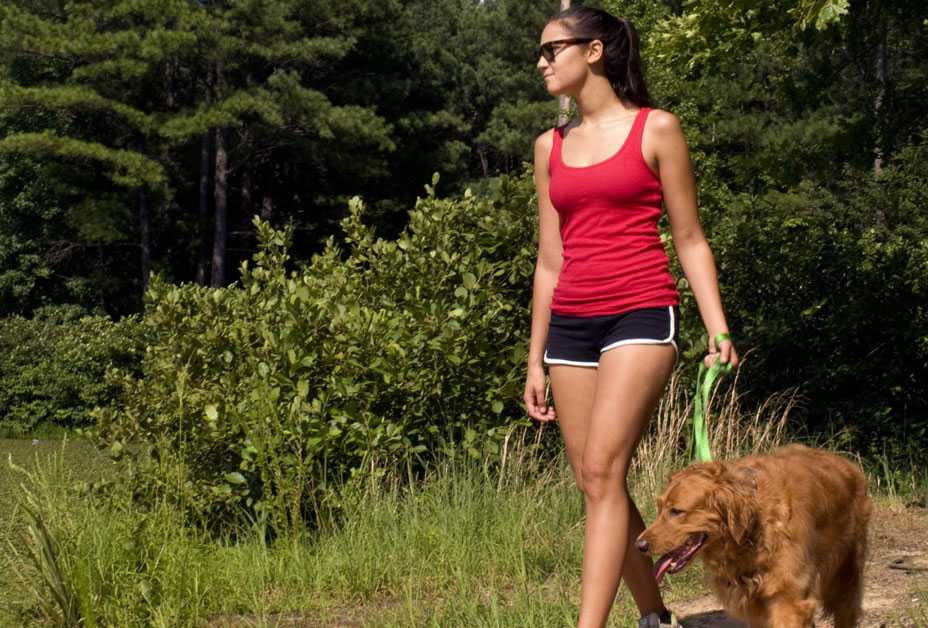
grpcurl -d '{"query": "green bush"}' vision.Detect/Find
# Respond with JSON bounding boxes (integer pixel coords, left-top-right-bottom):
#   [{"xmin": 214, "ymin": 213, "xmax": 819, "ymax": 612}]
[
  {"xmin": 94, "ymin": 172, "xmax": 539, "ymax": 536},
  {"xmin": 91, "ymin": 140, "xmax": 928, "ymax": 538},
  {"xmin": 704, "ymin": 141, "xmax": 928, "ymax": 456},
  {"xmin": 0, "ymin": 304, "xmax": 144, "ymax": 434}
]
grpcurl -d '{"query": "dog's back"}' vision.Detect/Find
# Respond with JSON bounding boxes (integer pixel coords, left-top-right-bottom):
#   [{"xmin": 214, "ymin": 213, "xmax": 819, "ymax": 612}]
[{"xmin": 736, "ymin": 444, "xmax": 871, "ymax": 626}]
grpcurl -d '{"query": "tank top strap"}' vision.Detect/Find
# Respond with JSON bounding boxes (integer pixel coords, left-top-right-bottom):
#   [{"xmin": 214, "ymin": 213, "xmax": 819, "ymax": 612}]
[
  {"xmin": 626, "ymin": 107, "xmax": 650, "ymax": 160},
  {"xmin": 550, "ymin": 124, "xmax": 567, "ymax": 173}
]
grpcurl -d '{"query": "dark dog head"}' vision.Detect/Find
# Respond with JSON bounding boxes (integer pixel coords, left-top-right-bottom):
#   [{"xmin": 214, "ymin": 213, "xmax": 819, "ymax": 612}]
[{"xmin": 636, "ymin": 462, "xmax": 758, "ymax": 583}]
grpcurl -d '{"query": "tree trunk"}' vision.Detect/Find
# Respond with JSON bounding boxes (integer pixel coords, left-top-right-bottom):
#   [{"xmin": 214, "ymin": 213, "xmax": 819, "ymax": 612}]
[
  {"xmin": 557, "ymin": 0, "xmax": 571, "ymax": 126},
  {"xmin": 239, "ymin": 168, "xmax": 255, "ymax": 262},
  {"xmin": 241, "ymin": 168, "xmax": 254, "ymax": 218},
  {"xmin": 165, "ymin": 59, "xmax": 176, "ymax": 110},
  {"xmin": 872, "ymin": 22, "xmax": 887, "ymax": 176},
  {"xmin": 138, "ymin": 187, "xmax": 151, "ymax": 294},
  {"xmin": 196, "ymin": 132, "xmax": 211, "ymax": 285},
  {"xmin": 211, "ymin": 126, "xmax": 228, "ymax": 288},
  {"xmin": 261, "ymin": 190, "xmax": 273, "ymax": 221}
]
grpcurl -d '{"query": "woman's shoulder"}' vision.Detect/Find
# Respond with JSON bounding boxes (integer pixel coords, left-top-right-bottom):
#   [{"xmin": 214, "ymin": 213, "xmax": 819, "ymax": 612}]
[
  {"xmin": 643, "ymin": 108, "xmax": 684, "ymax": 136},
  {"xmin": 535, "ymin": 127, "xmax": 556, "ymax": 147},
  {"xmin": 533, "ymin": 127, "xmax": 559, "ymax": 164},
  {"xmin": 535, "ymin": 119, "xmax": 579, "ymax": 148}
]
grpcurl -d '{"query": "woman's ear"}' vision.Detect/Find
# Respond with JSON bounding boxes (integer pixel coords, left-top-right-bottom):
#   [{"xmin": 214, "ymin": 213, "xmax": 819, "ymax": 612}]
[{"xmin": 585, "ymin": 39, "xmax": 604, "ymax": 64}]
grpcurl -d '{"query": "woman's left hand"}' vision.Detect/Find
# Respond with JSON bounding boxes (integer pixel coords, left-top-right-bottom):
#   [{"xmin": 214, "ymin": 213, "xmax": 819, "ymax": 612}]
[{"xmin": 704, "ymin": 333, "xmax": 739, "ymax": 369}]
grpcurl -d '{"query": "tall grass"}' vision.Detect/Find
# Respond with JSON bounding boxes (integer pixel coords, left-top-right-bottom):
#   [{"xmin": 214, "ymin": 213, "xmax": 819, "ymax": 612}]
[
  {"xmin": 631, "ymin": 368, "xmax": 792, "ymax": 502},
  {"xmin": 3, "ymin": 369, "xmax": 792, "ymax": 627}
]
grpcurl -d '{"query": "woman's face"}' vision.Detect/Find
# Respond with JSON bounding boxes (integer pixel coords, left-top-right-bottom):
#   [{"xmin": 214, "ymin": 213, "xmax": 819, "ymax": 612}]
[{"xmin": 536, "ymin": 20, "xmax": 598, "ymax": 97}]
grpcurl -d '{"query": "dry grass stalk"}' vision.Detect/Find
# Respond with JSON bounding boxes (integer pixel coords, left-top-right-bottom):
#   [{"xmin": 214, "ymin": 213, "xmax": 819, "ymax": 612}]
[{"xmin": 632, "ymin": 368, "xmax": 794, "ymax": 501}]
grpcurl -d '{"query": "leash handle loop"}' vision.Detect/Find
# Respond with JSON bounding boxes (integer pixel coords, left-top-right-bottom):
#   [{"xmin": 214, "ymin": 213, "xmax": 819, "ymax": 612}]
[{"xmin": 692, "ymin": 333, "xmax": 734, "ymax": 463}]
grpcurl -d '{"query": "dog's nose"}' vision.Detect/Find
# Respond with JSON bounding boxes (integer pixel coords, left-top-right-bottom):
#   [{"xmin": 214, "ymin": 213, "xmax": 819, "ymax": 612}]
[{"xmin": 636, "ymin": 538, "xmax": 649, "ymax": 553}]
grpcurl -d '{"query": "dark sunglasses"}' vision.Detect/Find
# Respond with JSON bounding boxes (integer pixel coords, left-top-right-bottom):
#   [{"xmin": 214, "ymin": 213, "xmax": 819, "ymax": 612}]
[{"xmin": 536, "ymin": 38, "xmax": 593, "ymax": 63}]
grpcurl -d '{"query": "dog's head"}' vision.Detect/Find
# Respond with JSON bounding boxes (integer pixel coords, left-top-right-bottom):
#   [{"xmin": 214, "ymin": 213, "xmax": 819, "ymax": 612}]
[{"xmin": 636, "ymin": 461, "xmax": 758, "ymax": 584}]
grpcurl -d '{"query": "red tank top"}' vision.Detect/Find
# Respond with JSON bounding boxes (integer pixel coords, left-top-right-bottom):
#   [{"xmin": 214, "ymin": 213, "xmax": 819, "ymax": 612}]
[{"xmin": 547, "ymin": 107, "xmax": 679, "ymax": 316}]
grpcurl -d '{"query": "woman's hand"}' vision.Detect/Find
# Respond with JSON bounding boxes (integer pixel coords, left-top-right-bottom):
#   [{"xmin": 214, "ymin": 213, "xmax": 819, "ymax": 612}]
[
  {"xmin": 703, "ymin": 333, "xmax": 740, "ymax": 369},
  {"xmin": 524, "ymin": 365, "xmax": 556, "ymax": 422}
]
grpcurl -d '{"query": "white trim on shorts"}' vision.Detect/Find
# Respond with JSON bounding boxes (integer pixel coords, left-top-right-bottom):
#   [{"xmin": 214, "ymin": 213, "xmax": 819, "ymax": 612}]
[
  {"xmin": 542, "ymin": 350, "xmax": 598, "ymax": 368},
  {"xmin": 543, "ymin": 306, "xmax": 679, "ymax": 368},
  {"xmin": 599, "ymin": 306, "xmax": 678, "ymax": 356}
]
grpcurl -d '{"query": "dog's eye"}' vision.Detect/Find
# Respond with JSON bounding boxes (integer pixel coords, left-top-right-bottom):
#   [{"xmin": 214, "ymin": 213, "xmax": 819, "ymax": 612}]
[{"xmin": 668, "ymin": 508, "xmax": 684, "ymax": 517}]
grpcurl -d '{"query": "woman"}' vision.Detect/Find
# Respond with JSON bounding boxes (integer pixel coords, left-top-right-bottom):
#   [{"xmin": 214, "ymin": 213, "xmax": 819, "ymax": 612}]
[{"xmin": 524, "ymin": 7, "xmax": 739, "ymax": 628}]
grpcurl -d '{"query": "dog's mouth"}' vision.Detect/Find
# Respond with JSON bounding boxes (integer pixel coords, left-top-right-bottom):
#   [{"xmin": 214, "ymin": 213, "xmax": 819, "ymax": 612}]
[{"xmin": 653, "ymin": 532, "xmax": 708, "ymax": 584}]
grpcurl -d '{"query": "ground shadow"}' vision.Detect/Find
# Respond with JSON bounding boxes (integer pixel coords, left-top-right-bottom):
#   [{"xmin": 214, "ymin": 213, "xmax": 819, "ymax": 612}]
[{"xmin": 680, "ymin": 610, "xmax": 748, "ymax": 628}]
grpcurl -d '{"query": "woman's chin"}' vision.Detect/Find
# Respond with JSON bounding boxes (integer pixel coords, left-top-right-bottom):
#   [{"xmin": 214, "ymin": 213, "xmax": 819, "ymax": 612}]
[{"xmin": 543, "ymin": 80, "xmax": 576, "ymax": 98}]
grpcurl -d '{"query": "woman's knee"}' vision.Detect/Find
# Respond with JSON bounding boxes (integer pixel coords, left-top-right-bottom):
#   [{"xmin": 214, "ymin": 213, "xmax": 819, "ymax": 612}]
[
  {"xmin": 571, "ymin": 469, "xmax": 585, "ymax": 494},
  {"xmin": 579, "ymin": 458, "xmax": 629, "ymax": 500}
]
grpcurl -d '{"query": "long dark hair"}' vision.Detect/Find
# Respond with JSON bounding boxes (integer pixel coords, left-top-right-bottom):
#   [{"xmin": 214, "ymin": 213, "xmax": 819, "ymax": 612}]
[{"xmin": 548, "ymin": 6, "xmax": 652, "ymax": 108}]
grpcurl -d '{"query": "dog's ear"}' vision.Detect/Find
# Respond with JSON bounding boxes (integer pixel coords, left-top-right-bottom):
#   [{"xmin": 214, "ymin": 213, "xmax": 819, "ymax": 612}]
[
  {"xmin": 725, "ymin": 490, "xmax": 757, "ymax": 545},
  {"xmin": 709, "ymin": 467, "xmax": 758, "ymax": 545}
]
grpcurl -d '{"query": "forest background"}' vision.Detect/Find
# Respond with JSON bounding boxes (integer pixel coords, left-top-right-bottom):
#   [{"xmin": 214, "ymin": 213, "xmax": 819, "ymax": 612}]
[{"xmin": 0, "ymin": 0, "xmax": 926, "ymax": 528}]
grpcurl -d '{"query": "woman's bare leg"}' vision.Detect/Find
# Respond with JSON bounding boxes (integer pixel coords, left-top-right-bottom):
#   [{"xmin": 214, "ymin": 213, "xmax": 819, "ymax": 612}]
[
  {"xmin": 558, "ymin": 344, "xmax": 675, "ymax": 628},
  {"xmin": 550, "ymin": 365, "xmax": 664, "ymax": 610},
  {"xmin": 548, "ymin": 364, "xmax": 596, "ymax": 485}
]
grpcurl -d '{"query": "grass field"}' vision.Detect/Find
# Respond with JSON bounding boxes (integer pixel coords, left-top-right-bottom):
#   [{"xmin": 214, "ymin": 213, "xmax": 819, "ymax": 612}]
[
  {"xmin": 1, "ymin": 380, "xmax": 925, "ymax": 627},
  {"xmin": 0, "ymin": 437, "xmax": 107, "ymax": 546},
  {"xmin": 0, "ymin": 430, "xmax": 708, "ymax": 628}
]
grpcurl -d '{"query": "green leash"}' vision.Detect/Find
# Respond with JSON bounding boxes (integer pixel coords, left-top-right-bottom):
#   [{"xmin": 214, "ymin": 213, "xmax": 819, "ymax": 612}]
[{"xmin": 691, "ymin": 333, "xmax": 734, "ymax": 463}]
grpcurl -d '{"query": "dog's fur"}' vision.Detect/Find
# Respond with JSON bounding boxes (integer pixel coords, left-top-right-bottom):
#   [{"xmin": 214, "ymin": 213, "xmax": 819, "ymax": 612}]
[{"xmin": 638, "ymin": 445, "xmax": 871, "ymax": 628}]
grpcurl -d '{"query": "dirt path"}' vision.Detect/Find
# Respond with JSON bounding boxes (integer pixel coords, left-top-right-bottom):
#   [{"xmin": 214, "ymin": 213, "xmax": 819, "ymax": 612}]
[{"xmin": 674, "ymin": 502, "xmax": 928, "ymax": 628}]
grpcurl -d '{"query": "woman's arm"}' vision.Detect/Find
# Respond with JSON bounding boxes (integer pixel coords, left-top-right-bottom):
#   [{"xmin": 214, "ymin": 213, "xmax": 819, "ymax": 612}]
[
  {"xmin": 649, "ymin": 110, "xmax": 739, "ymax": 367},
  {"xmin": 525, "ymin": 129, "xmax": 563, "ymax": 421}
]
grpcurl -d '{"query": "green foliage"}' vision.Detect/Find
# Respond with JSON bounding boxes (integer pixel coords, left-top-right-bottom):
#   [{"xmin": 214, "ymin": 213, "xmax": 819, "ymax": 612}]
[
  {"xmin": 0, "ymin": 152, "xmax": 139, "ymax": 315},
  {"xmin": 0, "ymin": 83, "xmax": 154, "ymax": 131},
  {"xmin": 707, "ymin": 141, "xmax": 928, "ymax": 454},
  {"xmin": 792, "ymin": 0, "xmax": 850, "ymax": 31},
  {"xmin": 0, "ymin": 305, "xmax": 144, "ymax": 435},
  {"xmin": 0, "ymin": 156, "xmax": 69, "ymax": 314},
  {"xmin": 385, "ymin": 0, "xmax": 553, "ymax": 184},
  {"xmin": 477, "ymin": 99, "xmax": 560, "ymax": 169},
  {"xmin": 2, "ymin": 429, "xmax": 689, "ymax": 626},
  {"xmin": 0, "ymin": 131, "xmax": 164, "ymax": 187},
  {"xmin": 617, "ymin": 0, "xmax": 928, "ymax": 459},
  {"xmin": 5, "ymin": 442, "xmax": 212, "ymax": 627},
  {"xmin": 94, "ymin": 171, "xmax": 538, "ymax": 535}
]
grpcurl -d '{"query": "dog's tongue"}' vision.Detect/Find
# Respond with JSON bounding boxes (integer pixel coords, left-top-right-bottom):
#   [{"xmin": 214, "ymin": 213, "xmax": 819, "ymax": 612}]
[{"xmin": 653, "ymin": 553, "xmax": 674, "ymax": 585}]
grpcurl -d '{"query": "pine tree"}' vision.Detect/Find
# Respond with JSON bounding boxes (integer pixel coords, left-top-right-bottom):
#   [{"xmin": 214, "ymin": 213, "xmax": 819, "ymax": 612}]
[
  {"xmin": 0, "ymin": 0, "xmax": 199, "ymax": 293},
  {"xmin": 0, "ymin": 0, "xmax": 396, "ymax": 294}
]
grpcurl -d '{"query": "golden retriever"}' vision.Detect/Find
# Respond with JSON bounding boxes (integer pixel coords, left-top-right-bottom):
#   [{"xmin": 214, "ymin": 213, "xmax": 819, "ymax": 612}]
[{"xmin": 636, "ymin": 444, "xmax": 871, "ymax": 628}]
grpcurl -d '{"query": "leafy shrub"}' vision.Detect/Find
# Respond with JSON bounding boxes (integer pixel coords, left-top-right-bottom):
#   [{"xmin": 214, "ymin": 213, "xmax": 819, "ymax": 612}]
[
  {"xmin": 704, "ymin": 141, "xmax": 928, "ymax": 456},
  {"xmin": 0, "ymin": 304, "xmax": 144, "ymax": 435},
  {"xmin": 91, "ymin": 136, "xmax": 928, "ymax": 538},
  {"xmin": 94, "ymin": 172, "xmax": 539, "ymax": 535}
]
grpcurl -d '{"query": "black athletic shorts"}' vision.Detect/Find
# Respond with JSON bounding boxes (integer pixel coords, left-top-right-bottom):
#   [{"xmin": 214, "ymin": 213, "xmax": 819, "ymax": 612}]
[{"xmin": 543, "ymin": 306, "xmax": 680, "ymax": 368}]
